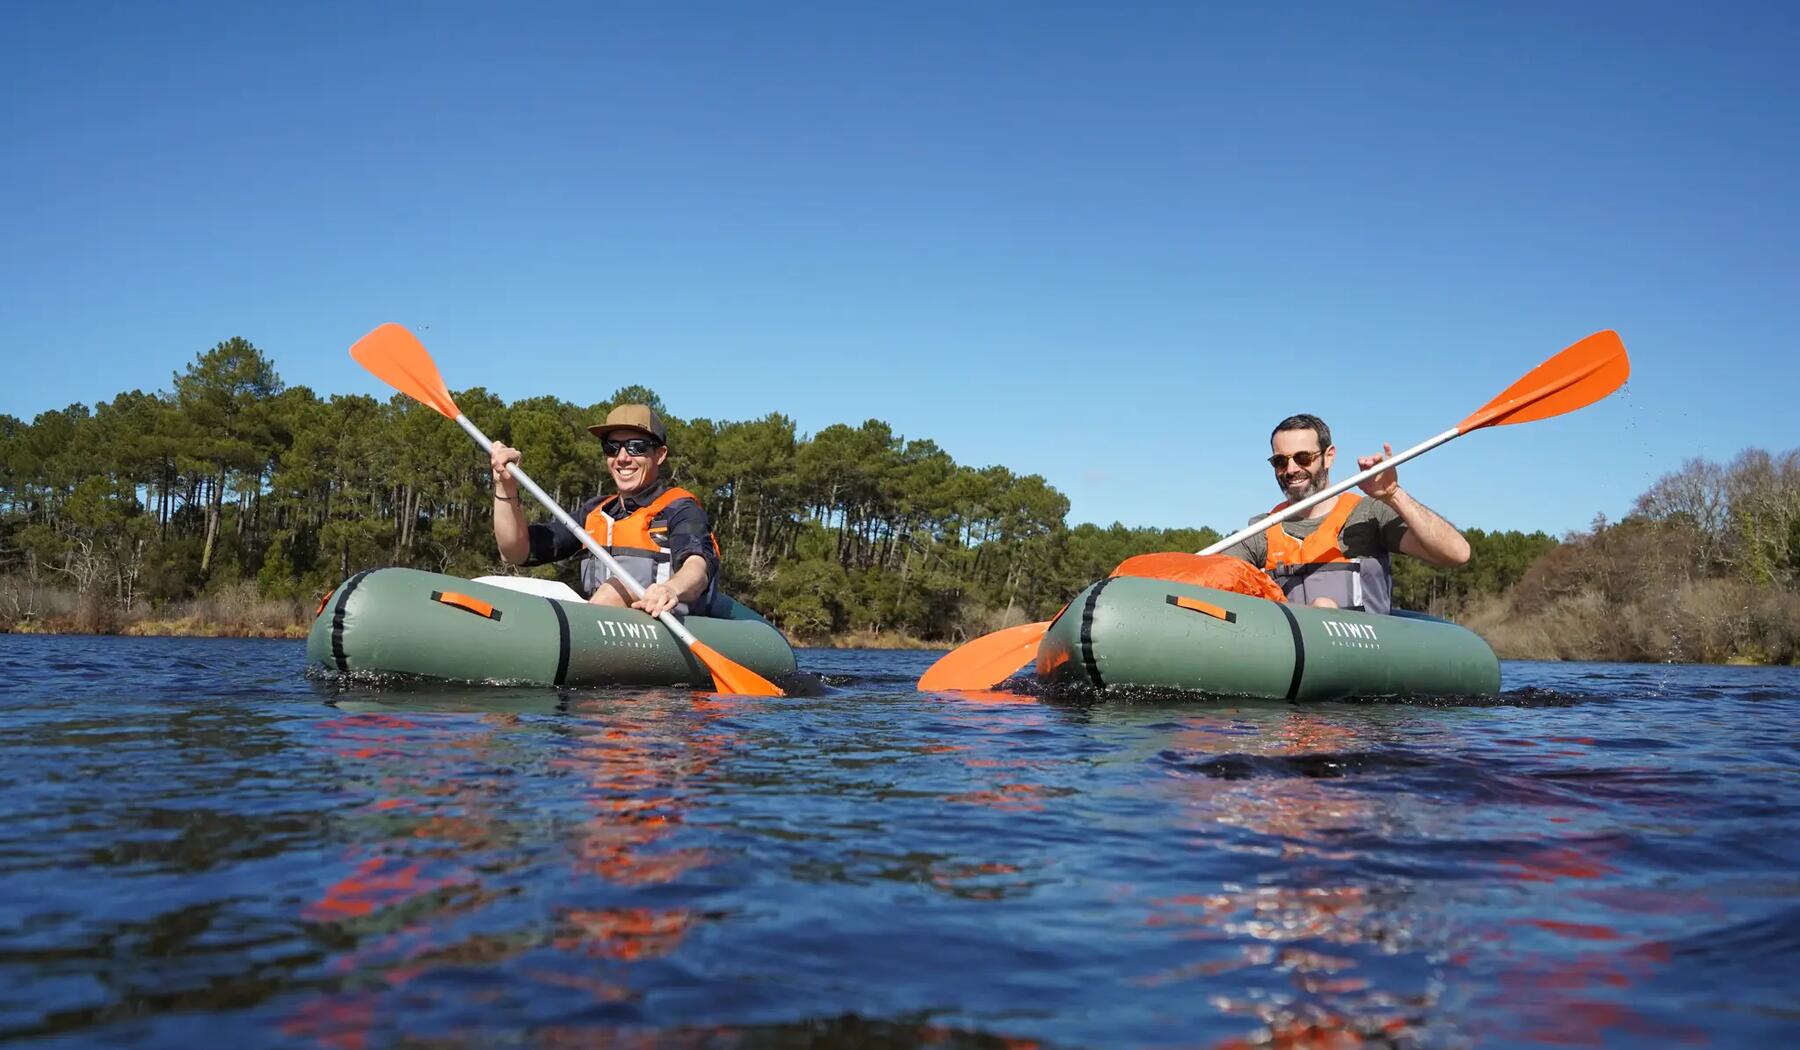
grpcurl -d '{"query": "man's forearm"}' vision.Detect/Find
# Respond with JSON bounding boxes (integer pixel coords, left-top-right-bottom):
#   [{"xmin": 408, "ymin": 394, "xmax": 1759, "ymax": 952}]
[
  {"xmin": 670, "ymin": 555, "xmax": 712, "ymax": 604},
  {"xmin": 1386, "ymin": 488, "xmax": 1471, "ymax": 567},
  {"xmin": 493, "ymin": 495, "xmax": 531, "ymax": 564}
]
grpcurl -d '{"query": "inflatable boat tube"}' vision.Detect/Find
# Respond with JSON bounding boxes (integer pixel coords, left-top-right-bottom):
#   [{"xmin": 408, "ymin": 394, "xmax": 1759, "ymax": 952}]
[
  {"xmin": 1036, "ymin": 575, "xmax": 1499, "ymax": 699},
  {"xmin": 307, "ymin": 567, "xmax": 796, "ymax": 687}
]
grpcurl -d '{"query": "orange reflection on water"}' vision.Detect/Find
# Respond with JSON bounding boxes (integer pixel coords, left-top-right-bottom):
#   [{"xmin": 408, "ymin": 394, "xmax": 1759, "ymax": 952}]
[
  {"xmin": 1144, "ymin": 885, "xmax": 1380, "ymax": 947},
  {"xmin": 305, "ymin": 855, "xmax": 457, "ymax": 921},
  {"xmin": 523, "ymin": 1020, "xmax": 1042, "ymax": 1048},
  {"xmin": 936, "ymin": 700, "xmax": 1070, "ymax": 819},
  {"xmin": 1486, "ymin": 941, "xmax": 1705, "ymax": 1046},
  {"xmin": 1137, "ymin": 882, "xmax": 1429, "ymax": 1050},
  {"xmin": 1499, "ymin": 844, "xmax": 1620, "ymax": 883},
  {"xmin": 1525, "ymin": 918, "xmax": 1626, "ymax": 942},
  {"xmin": 1472, "ymin": 875, "xmax": 1708, "ymax": 1046},
  {"xmin": 292, "ymin": 697, "xmax": 756, "ymax": 1043},
  {"xmin": 946, "ymin": 781, "xmax": 1069, "ymax": 812},
  {"xmin": 553, "ymin": 707, "xmax": 739, "ymax": 888},
  {"xmin": 555, "ymin": 906, "xmax": 697, "ymax": 961},
  {"xmin": 280, "ymin": 992, "xmax": 379, "ymax": 1050},
  {"xmin": 1143, "ymin": 713, "xmax": 1437, "ymax": 1046},
  {"xmin": 1165, "ymin": 713, "xmax": 1383, "ymax": 861},
  {"xmin": 931, "ymin": 687, "xmax": 1042, "ymax": 706}
]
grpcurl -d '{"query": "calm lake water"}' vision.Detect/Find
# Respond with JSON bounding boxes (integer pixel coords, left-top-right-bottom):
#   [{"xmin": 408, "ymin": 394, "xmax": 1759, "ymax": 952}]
[{"xmin": 0, "ymin": 635, "xmax": 1794, "ymax": 1048}]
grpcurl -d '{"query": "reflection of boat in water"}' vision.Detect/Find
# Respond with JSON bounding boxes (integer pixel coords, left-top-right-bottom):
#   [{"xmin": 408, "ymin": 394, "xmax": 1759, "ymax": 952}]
[
  {"xmin": 307, "ymin": 567, "xmax": 795, "ymax": 687},
  {"xmin": 1037, "ymin": 575, "xmax": 1500, "ymax": 699},
  {"xmin": 323, "ymin": 689, "xmax": 574, "ymax": 716},
  {"xmin": 291, "ymin": 690, "xmax": 757, "ymax": 1042}
]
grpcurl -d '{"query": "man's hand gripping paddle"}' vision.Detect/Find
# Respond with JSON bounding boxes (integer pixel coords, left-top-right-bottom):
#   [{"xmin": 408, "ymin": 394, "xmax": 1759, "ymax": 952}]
[
  {"xmin": 916, "ymin": 330, "xmax": 1631, "ymax": 692},
  {"xmin": 350, "ymin": 323, "xmax": 785, "ymax": 697}
]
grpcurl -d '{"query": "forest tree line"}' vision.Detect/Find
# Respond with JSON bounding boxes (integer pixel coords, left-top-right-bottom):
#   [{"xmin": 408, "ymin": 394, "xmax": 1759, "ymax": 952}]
[
  {"xmin": 1458, "ymin": 449, "xmax": 1800, "ymax": 663},
  {"xmin": 3, "ymin": 338, "xmax": 1794, "ymax": 661}
]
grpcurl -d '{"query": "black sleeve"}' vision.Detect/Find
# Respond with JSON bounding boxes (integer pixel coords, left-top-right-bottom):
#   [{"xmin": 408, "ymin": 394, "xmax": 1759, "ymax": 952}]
[
  {"xmin": 523, "ymin": 496, "xmax": 603, "ymax": 566},
  {"xmin": 662, "ymin": 499, "xmax": 720, "ymax": 578}
]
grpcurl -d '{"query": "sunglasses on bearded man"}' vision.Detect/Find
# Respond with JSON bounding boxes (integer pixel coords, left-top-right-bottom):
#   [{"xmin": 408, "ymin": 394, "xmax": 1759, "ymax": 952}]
[{"xmin": 1268, "ymin": 449, "xmax": 1324, "ymax": 471}]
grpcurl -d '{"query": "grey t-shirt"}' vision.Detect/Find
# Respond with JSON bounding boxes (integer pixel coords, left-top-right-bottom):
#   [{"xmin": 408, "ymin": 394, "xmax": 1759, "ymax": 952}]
[{"xmin": 1218, "ymin": 496, "xmax": 1410, "ymax": 566}]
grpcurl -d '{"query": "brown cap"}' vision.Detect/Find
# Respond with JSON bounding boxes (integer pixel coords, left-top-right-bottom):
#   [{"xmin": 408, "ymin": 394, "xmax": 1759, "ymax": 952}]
[{"xmin": 587, "ymin": 403, "xmax": 667, "ymax": 443}]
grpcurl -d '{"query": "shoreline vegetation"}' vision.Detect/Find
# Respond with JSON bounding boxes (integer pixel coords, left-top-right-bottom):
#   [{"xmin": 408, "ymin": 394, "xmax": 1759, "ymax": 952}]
[
  {"xmin": 7, "ymin": 571, "xmax": 1797, "ymax": 665},
  {"xmin": 5, "ymin": 338, "xmax": 1797, "ymax": 665},
  {"xmin": 0, "ymin": 583, "xmax": 942, "ymax": 650}
]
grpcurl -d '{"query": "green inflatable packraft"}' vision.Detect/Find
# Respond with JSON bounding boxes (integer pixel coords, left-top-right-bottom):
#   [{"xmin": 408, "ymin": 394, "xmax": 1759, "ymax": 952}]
[
  {"xmin": 307, "ymin": 567, "xmax": 796, "ymax": 687},
  {"xmin": 1036, "ymin": 575, "xmax": 1499, "ymax": 699}
]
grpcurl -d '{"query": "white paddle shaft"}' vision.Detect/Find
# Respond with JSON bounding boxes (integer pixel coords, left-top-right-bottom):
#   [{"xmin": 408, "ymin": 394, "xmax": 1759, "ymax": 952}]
[
  {"xmin": 455, "ymin": 413, "xmax": 709, "ymax": 649},
  {"xmin": 1197, "ymin": 427, "xmax": 1462, "ymax": 555}
]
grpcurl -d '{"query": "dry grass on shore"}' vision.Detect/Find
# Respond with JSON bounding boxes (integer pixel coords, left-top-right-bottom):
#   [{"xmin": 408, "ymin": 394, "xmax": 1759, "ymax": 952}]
[
  {"xmin": 8, "ymin": 573, "xmax": 1795, "ymax": 664},
  {"xmin": 789, "ymin": 605, "xmax": 1038, "ymax": 650},
  {"xmin": 1462, "ymin": 579, "xmax": 1800, "ymax": 665},
  {"xmin": 795, "ymin": 629, "xmax": 944, "ymax": 650},
  {"xmin": 1, "ymin": 578, "xmax": 312, "ymax": 639}
]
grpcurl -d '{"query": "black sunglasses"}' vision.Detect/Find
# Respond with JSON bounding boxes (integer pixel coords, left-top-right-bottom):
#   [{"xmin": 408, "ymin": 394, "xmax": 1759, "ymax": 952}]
[
  {"xmin": 1268, "ymin": 449, "xmax": 1323, "ymax": 470},
  {"xmin": 602, "ymin": 437, "xmax": 662, "ymax": 457}
]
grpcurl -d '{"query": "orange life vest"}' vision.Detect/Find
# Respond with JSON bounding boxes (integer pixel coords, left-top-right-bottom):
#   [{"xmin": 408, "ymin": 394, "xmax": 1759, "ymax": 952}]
[
  {"xmin": 580, "ymin": 486, "xmax": 719, "ymax": 612},
  {"xmin": 1263, "ymin": 493, "xmax": 1362, "ymax": 570},
  {"xmin": 583, "ymin": 486, "xmax": 716, "ymax": 560},
  {"xmin": 1260, "ymin": 493, "xmax": 1396, "ymax": 613}
]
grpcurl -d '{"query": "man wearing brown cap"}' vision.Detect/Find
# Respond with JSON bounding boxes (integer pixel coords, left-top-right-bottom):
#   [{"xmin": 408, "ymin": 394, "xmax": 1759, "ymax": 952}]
[{"xmin": 490, "ymin": 404, "xmax": 720, "ymax": 617}]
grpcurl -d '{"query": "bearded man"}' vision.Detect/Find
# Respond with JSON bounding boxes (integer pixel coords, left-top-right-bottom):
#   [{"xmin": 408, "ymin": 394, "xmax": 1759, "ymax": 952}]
[{"xmin": 1217, "ymin": 413, "xmax": 1470, "ymax": 613}]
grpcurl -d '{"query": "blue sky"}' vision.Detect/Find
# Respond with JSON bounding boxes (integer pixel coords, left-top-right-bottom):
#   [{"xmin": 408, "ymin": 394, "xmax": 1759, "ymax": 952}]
[{"xmin": 4, "ymin": 2, "xmax": 1794, "ymax": 537}]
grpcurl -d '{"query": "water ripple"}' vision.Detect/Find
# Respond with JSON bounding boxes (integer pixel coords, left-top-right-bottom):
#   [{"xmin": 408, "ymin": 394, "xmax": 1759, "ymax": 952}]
[{"xmin": 0, "ymin": 636, "xmax": 1793, "ymax": 1046}]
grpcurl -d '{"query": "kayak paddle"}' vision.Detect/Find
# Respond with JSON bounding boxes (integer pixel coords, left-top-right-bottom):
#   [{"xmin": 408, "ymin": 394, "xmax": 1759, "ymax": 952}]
[
  {"xmin": 349, "ymin": 322, "xmax": 785, "ymax": 697},
  {"xmin": 916, "ymin": 329, "xmax": 1630, "ymax": 692}
]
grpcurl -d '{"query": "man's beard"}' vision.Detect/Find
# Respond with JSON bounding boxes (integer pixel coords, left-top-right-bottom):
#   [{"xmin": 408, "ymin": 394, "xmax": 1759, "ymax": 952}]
[{"xmin": 1282, "ymin": 467, "xmax": 1329, "ymax": 502}]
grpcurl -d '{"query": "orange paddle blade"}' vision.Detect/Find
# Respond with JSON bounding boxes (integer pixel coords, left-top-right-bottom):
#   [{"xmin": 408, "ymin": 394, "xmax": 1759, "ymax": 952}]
[
  {"xmin": 350, "ymin": 323, "xmax": 463, "ymax": 419},
  {"xmin": 685, "ymin": 639, "xmax": 785, "ymax": 697},
  {"xmin": 917, "ymin": 620, "xmax": 1050, "ymax": 692},
  {"xmin": 1457, "ymin": 330, "xmax": 1628, "ymax": 433}
]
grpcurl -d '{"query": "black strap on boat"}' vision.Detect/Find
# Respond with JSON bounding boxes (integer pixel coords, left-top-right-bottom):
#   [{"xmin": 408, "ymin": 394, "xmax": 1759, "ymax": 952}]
[
  {"xmin": 546, "ymin": 597, "xmax": 571, "ymax": 686},
  {"xmin": 1078, "ymin": 577, "xmax": 1114, "ymax": 690},
  {"xmin": 329, "ymin": 569, "xmax": 376, "ymax": 672},
  {"xmin": 1276, "ymin": 601, "xmax": 1306, "ymax": 700}
]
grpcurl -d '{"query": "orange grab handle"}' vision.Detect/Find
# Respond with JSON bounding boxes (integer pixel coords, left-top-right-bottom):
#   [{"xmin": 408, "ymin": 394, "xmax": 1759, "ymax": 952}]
[
  {"xmin": 1166, "ymin": 594, "xmax": 1237, "ymax": 623},
  {"xmin": 431, "ymin": 590, "xmax": 502, "ymax": 621}
]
